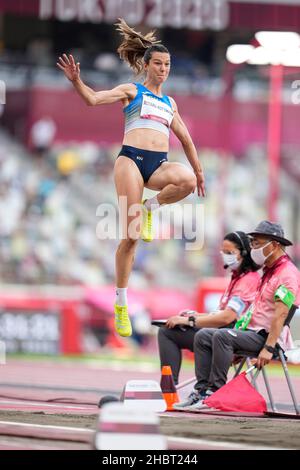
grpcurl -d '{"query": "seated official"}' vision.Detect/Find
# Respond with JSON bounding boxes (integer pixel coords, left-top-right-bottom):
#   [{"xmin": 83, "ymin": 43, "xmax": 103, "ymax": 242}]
[
  {"xmin": 174, "ymin": 221, "xmax": 300, "ymax": 411},
  {"xmin": 158, "ymin": 231, "xmax": 260, "ymax": 385}
]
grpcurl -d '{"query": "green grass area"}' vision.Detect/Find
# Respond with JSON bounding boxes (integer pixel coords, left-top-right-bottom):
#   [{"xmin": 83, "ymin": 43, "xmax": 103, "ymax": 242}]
[
  {"xmin": 247, "ymin": 362, "xmax": 300, "ymax": 377},
  {"xmin": 6, "ymin": 351, "xmax": 195, "ymax": 373},
  {"xmin": 6, "ymin": 351, "xmax": 162, "ymax": 366}
]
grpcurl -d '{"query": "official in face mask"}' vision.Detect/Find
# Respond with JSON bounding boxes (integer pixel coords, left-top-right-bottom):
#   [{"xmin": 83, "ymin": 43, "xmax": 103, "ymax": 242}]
[
  {"xmin": 248, "ymin": 221, "xmax": 292, "ymax": 268},
  {"xmin": 158, "ymin": 231, "xmax": 260, "ymax": 386},
  {"xmin": 174, "ymin": 221, "xmax": 300, "ymax": 412}
]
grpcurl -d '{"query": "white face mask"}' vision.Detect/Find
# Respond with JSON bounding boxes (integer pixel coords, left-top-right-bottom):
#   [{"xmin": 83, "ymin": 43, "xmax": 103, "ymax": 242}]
[
  {"xmin": 221, "ymin": 252, "xmax": 242, "ymax": 271},
  {"xmin": 250, "ymin": 241, "xmax": 273, "ymax": 266}
]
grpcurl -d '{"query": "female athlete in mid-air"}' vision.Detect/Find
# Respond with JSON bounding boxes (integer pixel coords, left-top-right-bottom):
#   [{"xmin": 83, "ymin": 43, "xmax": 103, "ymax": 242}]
[{"xmin": 57, "ymin": 19, "xmax": 205, "ymax": 337}]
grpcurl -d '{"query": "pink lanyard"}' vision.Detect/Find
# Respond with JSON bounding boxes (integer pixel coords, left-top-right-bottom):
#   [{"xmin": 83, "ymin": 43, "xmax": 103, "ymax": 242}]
[
  {"xmin": 252, "ymin": 255, "xmax": 290, "ymax": 306},
  {"xmin": 219, "ymin": 273, "xmax": 246, "ymax": 310}
]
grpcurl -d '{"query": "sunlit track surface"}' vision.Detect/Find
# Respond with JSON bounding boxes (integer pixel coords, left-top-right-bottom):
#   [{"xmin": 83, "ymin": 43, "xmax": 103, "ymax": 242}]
[
  {"xmin": 0, "ymin": 358, "xmax": 162, "ymax": 405},
  {"xmin": 0, "ymin": 437, "xmax": 90, "ymax": 451},
  {"xmin": 1, "ymin": 358, "xmax": 299, "ymax": 404},
  {"xmin": 0, "ymin": 359, "xmax": 299, "ymax": 450},
  {"xmin": 0, "ymin": 421, "xmax": 289, "ymax": 450}
]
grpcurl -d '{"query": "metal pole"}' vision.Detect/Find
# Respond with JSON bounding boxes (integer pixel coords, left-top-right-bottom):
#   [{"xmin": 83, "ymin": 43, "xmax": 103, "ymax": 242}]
[{"xmin": 267, "ymin": 64, "xmax": 283, "ymax": 221}]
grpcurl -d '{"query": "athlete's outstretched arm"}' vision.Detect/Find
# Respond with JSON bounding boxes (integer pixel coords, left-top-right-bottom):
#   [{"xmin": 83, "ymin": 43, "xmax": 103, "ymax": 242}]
[
  {"xmin": 57, "ymin": 54, "xmax": 134, "ymax": 106},
  {"xmin": 170, "ymin": 97, "xmax": 205, "ymax": 197}
]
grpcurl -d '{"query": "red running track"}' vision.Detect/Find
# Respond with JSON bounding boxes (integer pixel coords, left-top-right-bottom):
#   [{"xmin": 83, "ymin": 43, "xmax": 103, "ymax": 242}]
[{"xmin": 0, "ymin": 358, "xmax": 299, "ymax": 450}]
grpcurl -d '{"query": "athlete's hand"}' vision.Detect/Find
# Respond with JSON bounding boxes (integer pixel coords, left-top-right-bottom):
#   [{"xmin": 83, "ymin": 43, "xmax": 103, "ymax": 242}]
[
  {"xmin": 195, "ymin": 170, "xmax": 206, "ymax": 197},
  {"xmin": 57, "ymin": 54, "xmax": 80, "ymax": 82}
]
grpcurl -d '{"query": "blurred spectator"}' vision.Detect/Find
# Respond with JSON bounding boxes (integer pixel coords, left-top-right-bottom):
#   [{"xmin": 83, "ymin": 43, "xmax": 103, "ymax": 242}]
[
  {"xmin": 30, "ymin": 117, "xmax": 56, "ymax": 158},
  {"xmin": 57, "ymin": 149, "xmax": 81, "ymax": 176},
  {"xmin": 0, "ymin": 128, "xmax": 298, "ymax": 287},
  {"xmin": 94, "ymin": 52, "xmax": 119, "ymax": 72},
  {"xmin": 26, "ymin": 38, "xmax": 53, "ymax": 66}
]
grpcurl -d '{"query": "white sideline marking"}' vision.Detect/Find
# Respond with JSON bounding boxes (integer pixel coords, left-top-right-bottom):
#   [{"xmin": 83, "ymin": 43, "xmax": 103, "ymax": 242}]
[
  {"xmin": 0, "ymin": 399, "xmax": 95, "ymax": 409},
  {"xmin": 0, "ymin": 420, "xmax": 93, "ymax": 433}
]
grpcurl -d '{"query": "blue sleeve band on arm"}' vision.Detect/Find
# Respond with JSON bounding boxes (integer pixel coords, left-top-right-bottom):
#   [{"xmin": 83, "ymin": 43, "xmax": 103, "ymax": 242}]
[{"xmin": 227, "ymin": 296, "xmax": 246, "ymax": 317}]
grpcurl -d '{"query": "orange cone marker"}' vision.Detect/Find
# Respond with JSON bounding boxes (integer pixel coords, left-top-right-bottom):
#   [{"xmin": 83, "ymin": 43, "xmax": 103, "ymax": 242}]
[{"xmin": 160, "ymin": 365, "xmax": 179, "ymax": 411}]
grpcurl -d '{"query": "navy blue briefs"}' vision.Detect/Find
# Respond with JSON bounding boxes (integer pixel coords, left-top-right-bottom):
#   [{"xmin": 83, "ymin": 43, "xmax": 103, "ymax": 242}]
[{"xmin": 118, "ymin": 145, "xmax": 168, "ymax": 183}]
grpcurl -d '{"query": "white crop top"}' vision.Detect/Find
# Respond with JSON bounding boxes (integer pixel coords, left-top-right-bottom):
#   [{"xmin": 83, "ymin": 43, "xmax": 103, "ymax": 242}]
[{"xmin": 123, "ymin": 83, "xmax": 174, "ymax": 137}]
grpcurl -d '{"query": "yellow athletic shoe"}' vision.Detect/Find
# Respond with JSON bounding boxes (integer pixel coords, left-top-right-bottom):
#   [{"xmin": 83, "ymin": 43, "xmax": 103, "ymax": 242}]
[
  {"xmin": 141, "ymin": 200, "xmax": 154, "ymax": 242},
  {"xmin": 114, "ymin": 304, "xmax": 132, "ymax": 337}
]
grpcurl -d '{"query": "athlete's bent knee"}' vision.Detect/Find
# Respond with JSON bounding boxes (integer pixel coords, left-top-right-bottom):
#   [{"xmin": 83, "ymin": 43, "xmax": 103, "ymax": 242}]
[{"xmin": 181, "ymin": 174, "xmax": 197, "ymax": 194}]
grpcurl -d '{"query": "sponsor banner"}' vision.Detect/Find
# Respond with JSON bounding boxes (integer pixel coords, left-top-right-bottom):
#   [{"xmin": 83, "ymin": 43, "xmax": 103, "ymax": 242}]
[{"xmin": 1, "ymin": 1, "xmax": 300, "ymax": 31}]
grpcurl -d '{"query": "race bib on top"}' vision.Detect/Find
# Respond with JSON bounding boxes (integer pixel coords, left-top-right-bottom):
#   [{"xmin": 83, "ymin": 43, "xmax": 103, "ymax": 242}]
[{"xmin": 140, "ymin": 94, "xmax": 173, "ymax": 127}]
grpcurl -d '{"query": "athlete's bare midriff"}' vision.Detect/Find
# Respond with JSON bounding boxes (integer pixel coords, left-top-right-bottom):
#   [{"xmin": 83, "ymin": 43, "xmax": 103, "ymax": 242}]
[{"xmin": 122, "ymin": 128, "xmax": 169, "ymax": 152}]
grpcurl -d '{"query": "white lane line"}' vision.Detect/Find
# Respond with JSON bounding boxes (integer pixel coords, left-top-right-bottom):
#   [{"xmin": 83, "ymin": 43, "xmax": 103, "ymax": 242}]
[
  {"xmin": 166, "ymin": 436, "xmax": 288, "ymax": 450},
  {"xmin": 0, "ymin": 399, "xmax": 96, "ymax": 409},
  {"xmin": 0, "ymin": 420, "xmax": 93, "ymax": 433},
  {"xmin": 71, "ymin": 360, "xmax": 157, "ymax": 373}
]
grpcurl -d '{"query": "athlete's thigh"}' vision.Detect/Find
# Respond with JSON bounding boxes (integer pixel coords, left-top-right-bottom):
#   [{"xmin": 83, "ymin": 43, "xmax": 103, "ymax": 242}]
[
  {"xmin": 114, "ymin": 156, "xmax": 144, "ymax": 238},
  {"xmin": 114, "ymin": 156, "xmax": 144, "ymax": 201},
  {"xmin": 145, "ymin": 162, "xmax": 194, "ymax": 191}
]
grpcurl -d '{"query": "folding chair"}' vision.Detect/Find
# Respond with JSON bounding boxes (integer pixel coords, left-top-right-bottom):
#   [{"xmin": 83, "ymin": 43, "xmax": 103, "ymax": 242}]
[
  {"xmin": 233, "ymin": 304, "xmax": 300, "ymax": 416},
  {"xmin": 175, "ymin": 305, "xmax": 300, "ymax": 416}
]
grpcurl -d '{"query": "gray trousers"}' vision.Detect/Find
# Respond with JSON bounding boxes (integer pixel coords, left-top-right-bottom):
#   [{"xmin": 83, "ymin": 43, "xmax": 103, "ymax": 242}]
[
  {"xmin": 158, "ymin": 326, "xmax": 196, "ymax": 385},
  {"xmin": 194, "ymin": 328, "xmax": 266, "ymax": 392}
]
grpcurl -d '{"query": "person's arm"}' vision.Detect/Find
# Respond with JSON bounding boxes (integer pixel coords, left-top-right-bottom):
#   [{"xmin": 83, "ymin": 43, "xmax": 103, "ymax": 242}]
[
  {"xmin": 255, "ymin": 301, "xmax": 290, "ymax": 369},
  {"xmin": 166, "ymin": 308, "xmax": 237, "ymax": 329},
  {"xmin": 57, "ymin": 54, "xmax": 135, "ymax": 106},
  {"xmin": 195, "ymin": 308, "xmax": 237, "ymax": 328},
  {"xmin": 169, "ymin": 97, "xmax": 205, "ymax": 197},
  {"xmin": 255, "ymin": 281, "xmax": 296, "ymax": 369}
]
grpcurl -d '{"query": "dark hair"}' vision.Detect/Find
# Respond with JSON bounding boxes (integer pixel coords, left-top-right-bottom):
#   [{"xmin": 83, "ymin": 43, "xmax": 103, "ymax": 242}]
[
  {"xmin": 115, "ymin": 18, "xmax": 170, "ymax": 75},
  {"xmin": 144, "ymin": 44, "xmax": 170, "ymax": 64},
  {"xmin": 224, "ymin": 231, "xmax": 260, "ymax": 274}
]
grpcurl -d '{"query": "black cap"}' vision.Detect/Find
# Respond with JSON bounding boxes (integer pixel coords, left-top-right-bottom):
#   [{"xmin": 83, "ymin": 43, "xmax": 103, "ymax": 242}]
[{"xmin": 248, "ymin": 221, "xmax": 292, "ymax": 246}]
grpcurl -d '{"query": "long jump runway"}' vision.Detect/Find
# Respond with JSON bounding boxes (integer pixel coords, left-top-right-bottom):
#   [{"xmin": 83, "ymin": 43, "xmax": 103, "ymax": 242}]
[{"xmin": 0, "ymin": 359, "xmax": 299, "ymax": 450}]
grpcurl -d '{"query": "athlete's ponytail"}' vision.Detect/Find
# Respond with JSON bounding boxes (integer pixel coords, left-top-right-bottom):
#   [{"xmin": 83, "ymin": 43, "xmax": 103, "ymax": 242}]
[{"xmin": 115, "ymin": 18, "xmax": 169, "ymax": 75}]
